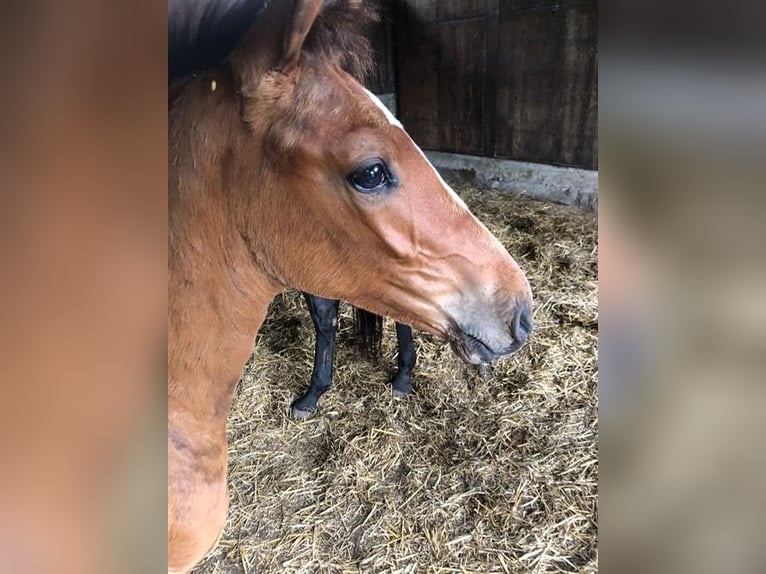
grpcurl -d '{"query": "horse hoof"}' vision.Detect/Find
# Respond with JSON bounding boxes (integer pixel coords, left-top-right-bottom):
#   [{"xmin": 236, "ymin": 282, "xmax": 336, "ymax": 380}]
[
  {"xmin": 392, "ymin": 385, "xmax": 414, "ymax": 399},
  {"xmin": 291, "ymin": 406, "xmax": 315, "ymax": 421}
]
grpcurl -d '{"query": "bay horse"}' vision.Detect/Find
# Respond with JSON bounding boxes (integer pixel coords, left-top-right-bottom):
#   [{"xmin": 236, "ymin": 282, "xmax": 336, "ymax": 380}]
[
  {"xmin": 169, "ymin": 0, "xmax": 417, "ymax": 419},
  {"xmin": 168, "ymin": 0, "xmax": 533, "ymax": 572}
]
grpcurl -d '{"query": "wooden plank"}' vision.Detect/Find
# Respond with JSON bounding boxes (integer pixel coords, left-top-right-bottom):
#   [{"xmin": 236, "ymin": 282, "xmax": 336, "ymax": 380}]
[
  {"xmin": 503, "ymin": 0, "xmax": 560, "ymax": 12},
  {"xmin": 438, "ymin": 0, "xmax": 489, "ymax": 20},
  {"xmin": 560, "ymin": 7, "xmax": 598, "ymax": 168},
  {"xmin": 437, "ymin": 20, "xmax": 488, "ymax": 154},
  {"xmin": 495, "ymin": 2, "xmax": 597, "ymax": 168},
  {"xmin": 483, "ymin": 0, "xmax": 501, "ymax": 156},
  {"xmin": 396, "ymin": 1, "xmax": 490, "ymax": 154},
  {"xmin": 501, "ymin": 0, "xmax": 595, "ymax": 14},
  {"xmin": 395, "ymin": 10, "xmax": 441, "ymax": 147},
  {"xmin": 399, "ymin": 0, "xmax": 439, "ymax": 23}
]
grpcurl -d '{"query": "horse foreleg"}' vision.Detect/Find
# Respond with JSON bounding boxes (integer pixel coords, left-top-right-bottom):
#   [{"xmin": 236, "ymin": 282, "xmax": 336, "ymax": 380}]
[
  {"xmin": 292, "ymin": 293, "xmax": 340, "ymax": 420},
  {"xmin": 390, "ymin": 322, "xmax": 416, "ymax": 397},
  {"xmin": 168, "ymin": 430, "xmax": 229, "ymax": 574}
]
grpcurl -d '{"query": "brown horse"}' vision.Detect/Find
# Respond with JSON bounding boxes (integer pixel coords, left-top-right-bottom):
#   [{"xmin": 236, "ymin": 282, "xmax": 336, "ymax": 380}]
[{"xmin": 168, "ymin": 1, "xmax": 533, "ymax": 571}]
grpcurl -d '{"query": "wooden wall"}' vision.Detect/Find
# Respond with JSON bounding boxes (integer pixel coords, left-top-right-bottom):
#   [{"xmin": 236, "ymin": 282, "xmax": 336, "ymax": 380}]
[{"xmin": 378, "ymin": 0, "xmax": 597, "ymax": 170}]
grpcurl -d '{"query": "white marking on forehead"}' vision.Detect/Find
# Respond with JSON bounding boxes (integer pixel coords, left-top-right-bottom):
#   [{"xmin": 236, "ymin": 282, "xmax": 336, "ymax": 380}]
[
  {"xmin": 410, "ymin": 138, "xmax": 507, "ymax": 254},
  {"xmin": 411, "ymin": 144, "xmax": 469, "ymax": 210},
  {"xmin": 359, "ymin": 88, "xmax": 459, "ymax": 206},
  {"xmin": 361, "ymin": 86, "xmax": 495, "ymax": 245},
  {"xmin": 363, "ymin": 88, "xmax": 403, "ymax": 128}
]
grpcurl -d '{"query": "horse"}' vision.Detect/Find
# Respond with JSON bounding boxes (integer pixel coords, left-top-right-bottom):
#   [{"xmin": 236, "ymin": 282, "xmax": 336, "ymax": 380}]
[
  {"xmin": 293, "ymin": 295, "xmax": 416, "ymax": 420},
  {"xmin": 168, "ymin": 0, "xmax": 533, "ymax": 571},
  {"xmin": 169, "ymin": 0, "xmax": 418, "ymax": 419}
]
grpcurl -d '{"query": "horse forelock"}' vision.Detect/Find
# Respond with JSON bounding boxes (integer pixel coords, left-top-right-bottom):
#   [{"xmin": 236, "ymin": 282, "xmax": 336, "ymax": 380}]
[{"xmin": 303, "ymin": 0, "xmax": 379, "ymax": 82}]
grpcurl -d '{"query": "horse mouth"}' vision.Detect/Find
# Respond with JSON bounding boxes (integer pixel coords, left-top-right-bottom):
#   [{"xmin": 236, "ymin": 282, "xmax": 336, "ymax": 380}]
[{"xmin": 449, "ymin": 331, "xmax": 523, "ymax": 366}]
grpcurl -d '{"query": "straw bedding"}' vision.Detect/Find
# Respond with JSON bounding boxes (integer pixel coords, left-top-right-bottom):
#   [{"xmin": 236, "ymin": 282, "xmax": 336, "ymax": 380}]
[{"xmin": 195, "ymin": 185, "xmax": 598, "ymax": 573}]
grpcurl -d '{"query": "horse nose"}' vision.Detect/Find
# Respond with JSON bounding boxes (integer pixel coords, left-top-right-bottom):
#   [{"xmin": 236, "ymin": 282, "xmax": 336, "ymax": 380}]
[{"xmin": 511, "ymin": 299, "xmax": 533, "ymax": 345}]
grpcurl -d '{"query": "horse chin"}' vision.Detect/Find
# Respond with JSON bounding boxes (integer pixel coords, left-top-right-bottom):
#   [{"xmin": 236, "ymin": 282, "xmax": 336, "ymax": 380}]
[
  {"xmin": 449, "ymin": 338, "xmax": 486, "ymax": 366},
  {"xmin": 449, "ymin": 330, "xmax": 522, "ymax": 366}
]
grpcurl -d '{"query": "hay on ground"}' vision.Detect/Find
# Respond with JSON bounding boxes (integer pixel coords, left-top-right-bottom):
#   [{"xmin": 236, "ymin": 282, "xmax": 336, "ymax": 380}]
[{"xmin": 196, "ymin": 185, "xmax": 598, "ymax": 573}]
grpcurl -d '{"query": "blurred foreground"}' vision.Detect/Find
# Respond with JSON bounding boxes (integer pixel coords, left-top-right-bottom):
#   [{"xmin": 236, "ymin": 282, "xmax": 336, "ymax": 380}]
[
  {"xmin": 600, "ymin": 13, "xmax": 766, "ymax": 571},
  {"xmin": 0, "ymin": 1, "xmax": 166, "ymax": 572}
]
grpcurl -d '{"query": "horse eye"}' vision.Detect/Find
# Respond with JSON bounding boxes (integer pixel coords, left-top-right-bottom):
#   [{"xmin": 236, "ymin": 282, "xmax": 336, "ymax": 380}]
[{"xmin": 347, "ymin": 161, "xmax": 391, "ymax": 193}]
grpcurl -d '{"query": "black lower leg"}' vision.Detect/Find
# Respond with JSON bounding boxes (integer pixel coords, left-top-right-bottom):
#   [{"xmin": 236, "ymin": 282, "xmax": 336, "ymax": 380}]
[
  {"xmin": 390, "ymin": 322, "xmax": 416, "ymax": 397},
  {"xmin": 292, "ymin": 293, "xmax": 340, "ymax": 419}
]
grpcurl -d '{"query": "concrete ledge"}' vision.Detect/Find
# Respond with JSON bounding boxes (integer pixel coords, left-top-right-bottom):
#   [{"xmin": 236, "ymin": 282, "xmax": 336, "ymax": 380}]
[{"xmin": 424, "ymin": 150, "xmax": 598, "ymax": 212}]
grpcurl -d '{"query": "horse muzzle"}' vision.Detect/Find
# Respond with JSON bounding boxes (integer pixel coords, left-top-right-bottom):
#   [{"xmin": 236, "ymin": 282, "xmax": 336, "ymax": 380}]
[{"xmin": 448, "ymin": 299, "xmax": 533, "ymax": 365}]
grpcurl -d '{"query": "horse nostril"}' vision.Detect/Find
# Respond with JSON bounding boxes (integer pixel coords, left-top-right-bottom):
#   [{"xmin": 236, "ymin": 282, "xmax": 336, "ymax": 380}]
[{"xmin": 512, "ymin": 300, "xmax": 533, "ymax": 344}]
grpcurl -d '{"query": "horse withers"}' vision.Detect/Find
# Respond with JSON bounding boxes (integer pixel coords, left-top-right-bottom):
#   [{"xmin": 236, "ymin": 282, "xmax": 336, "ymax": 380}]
[{"xmin": 168, "ymin": 1, "xmax": 532, "ymax": 571}]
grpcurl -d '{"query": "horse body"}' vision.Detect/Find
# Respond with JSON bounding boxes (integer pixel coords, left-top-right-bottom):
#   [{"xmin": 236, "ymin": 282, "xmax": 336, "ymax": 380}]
[{"xmin": 169, "ymin": 1, "xmax": 532, "ymax": 571}]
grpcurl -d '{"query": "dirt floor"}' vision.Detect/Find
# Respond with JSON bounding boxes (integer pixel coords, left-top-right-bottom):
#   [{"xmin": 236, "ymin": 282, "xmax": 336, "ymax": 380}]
[{"xmin": 194, "ymin": 185, "xmax": 598, "ymax": 573}]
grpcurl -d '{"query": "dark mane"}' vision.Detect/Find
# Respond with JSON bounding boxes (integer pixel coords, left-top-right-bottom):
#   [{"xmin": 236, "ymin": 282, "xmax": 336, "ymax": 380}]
[
  {"xmin": 168, "ymin": 0, "xmax": 378, "ymax": 85},
  {"xmin": 168, "ymin": 0, "xmax": 267, "ymax": 83}
]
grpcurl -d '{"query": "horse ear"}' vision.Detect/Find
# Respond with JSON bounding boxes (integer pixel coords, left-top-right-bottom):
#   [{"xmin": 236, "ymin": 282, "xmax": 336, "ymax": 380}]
[
  {"xmin": 233, "ymin": 0, "xmax": 323, "ymax": 87},
  {"xmin": 281, "ymin": 0, "xmax": 323, "ymax": 69}
]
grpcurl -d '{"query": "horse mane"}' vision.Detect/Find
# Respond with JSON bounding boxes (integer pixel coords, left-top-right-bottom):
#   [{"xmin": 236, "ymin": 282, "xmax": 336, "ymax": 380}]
[
  {"xmin": 168, "ymin": 0, "xmax": 267, "ymax": 83},
  {"xmin": 169, "ymin": 0, "xmax": 378, "ymax": 85}
]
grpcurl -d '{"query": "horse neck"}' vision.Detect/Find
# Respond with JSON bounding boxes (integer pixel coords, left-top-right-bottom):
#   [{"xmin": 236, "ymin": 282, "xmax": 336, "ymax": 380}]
[
  {"xmin": 169, "ymin": 82, "xmax": 281, "ymax": 428},
  {"xmin": 168, "ymin": 243, "xmax": 277, "ymax": 427}
]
